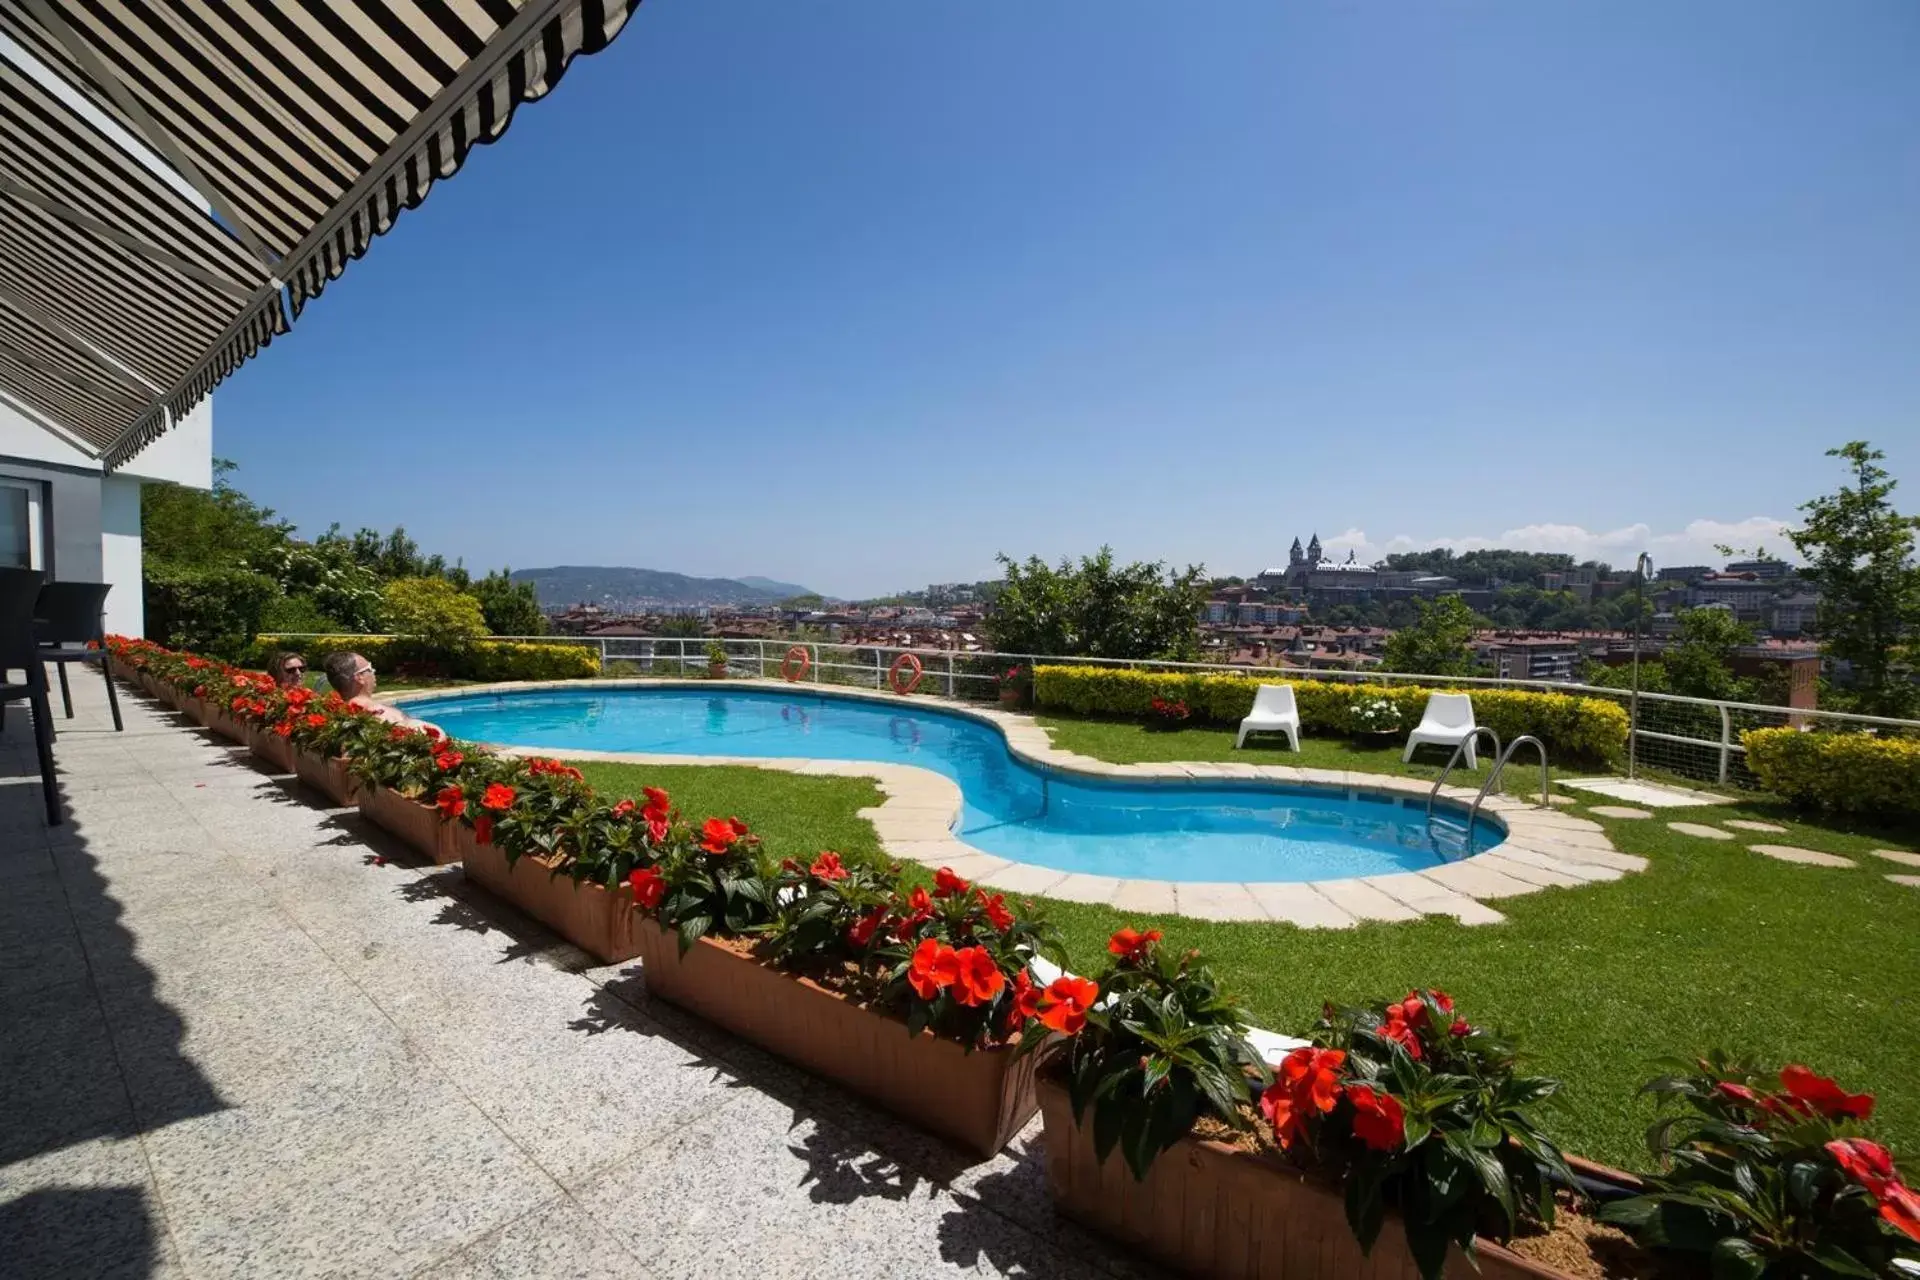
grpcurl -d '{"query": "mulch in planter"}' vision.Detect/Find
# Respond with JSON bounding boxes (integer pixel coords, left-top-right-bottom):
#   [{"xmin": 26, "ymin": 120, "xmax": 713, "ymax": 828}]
[{"xmin": 634, "ymin": 918, "xmax": 1037, "ymax": 1158}]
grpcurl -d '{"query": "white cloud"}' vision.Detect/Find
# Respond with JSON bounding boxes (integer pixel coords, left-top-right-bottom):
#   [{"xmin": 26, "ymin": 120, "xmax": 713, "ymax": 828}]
[{"xmin": 1316, "ymin": 517, "xmax": 1796, "ymax": 572}]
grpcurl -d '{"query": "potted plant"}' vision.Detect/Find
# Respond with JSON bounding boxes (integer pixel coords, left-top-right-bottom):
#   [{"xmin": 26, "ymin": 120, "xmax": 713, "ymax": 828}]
[
  {"xmin": 706, "ymin": 640, "xmax": 729, "ymax": 678},
  {"xmin": 287, "ymin": 695, "xmax": 379, "ymax": 806},
  {"xmin": 1349, "ymin": 695, "xmax": 1403, "ymax": 743},
  {"xmin": 1601, "ymin": 1054, "xmax": 1920, "ymax": 1278},
  {"xmin": 348, "ymin": 723, "xmax": 467, "ymax": 863},
  {"xmin": 997, "ymin": 665, "xmax": 1031, "ymax": 710},
  {"xmin": 1033, "ymin": 960, "xmax": 1586, "ymax": 1280},
  {"xmin": 634, "ymin": 846, "xmax": 1063, "ymax": 1157},
  {"xmin": 1145, "ymin": 696, "xmax": 1191, "ymax": 730}
]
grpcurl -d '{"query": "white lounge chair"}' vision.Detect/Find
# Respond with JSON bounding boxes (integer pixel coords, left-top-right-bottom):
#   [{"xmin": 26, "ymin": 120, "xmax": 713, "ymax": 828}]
[
  {"xmin": 1402, "ymin": 692, "xmax": 1479, "ymax": 766},
  {"xmin": 1236, "ymin": 684, "xmax": 1301, "ymax": 751}
]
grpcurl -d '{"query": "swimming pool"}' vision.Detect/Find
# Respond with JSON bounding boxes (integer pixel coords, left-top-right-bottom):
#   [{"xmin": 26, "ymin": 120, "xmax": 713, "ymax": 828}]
[{"xmin": 404, "ymin": 687, "xmax": 1505, "ymax": 883}]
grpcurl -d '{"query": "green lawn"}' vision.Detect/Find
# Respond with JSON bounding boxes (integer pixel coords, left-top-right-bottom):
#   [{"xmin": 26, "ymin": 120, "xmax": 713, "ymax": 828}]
[{"xmin": 563, "ymin": 715, "xmax": 1920, "ymax": 1169}]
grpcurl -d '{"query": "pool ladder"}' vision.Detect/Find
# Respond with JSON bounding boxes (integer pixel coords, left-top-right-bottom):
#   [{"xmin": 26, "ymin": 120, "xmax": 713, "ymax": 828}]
[{"xmin": 1425, "ymin": 731, "xmax": 1552, "ymax": 856}]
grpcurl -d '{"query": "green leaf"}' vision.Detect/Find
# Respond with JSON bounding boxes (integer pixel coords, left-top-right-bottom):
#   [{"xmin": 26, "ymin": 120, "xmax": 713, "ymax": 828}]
[
  {"xmin": 1711, "ymin": 1237, "xmax": 1766, "ymax": 1280},
  {"xmin": 1806, "ymin": 1245, "xmax": 1879, "ymax": 1280}
]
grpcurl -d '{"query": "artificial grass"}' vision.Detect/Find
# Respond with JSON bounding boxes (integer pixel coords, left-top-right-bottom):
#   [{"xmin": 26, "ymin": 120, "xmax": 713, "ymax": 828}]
[{"xmin": 562, "ymin": 717, "xmax": 1920, "ymax": 1169}]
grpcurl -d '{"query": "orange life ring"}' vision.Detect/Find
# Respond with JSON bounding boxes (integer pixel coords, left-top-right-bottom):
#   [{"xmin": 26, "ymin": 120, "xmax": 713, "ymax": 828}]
[
  {"xmin": 781, "ymin": 645, "xmax": 811, "ymax": 682},
  {"xmin": 887, "ymin": 652, "xmax": 924, "ymax": 695}
]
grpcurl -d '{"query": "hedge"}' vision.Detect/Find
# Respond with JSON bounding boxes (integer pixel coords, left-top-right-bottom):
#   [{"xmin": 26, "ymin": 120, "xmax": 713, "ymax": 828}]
[
  {"xmin": 248, "ymin": 634, "xmax": 601, "ymax": 683},
  {"xmin": 1742, "ymin": 728, "xmax": 1920, "ymax": 820},
  {"xmin": 1031, "ymin": 665, "xmax": 1629, "ymax": 766}
]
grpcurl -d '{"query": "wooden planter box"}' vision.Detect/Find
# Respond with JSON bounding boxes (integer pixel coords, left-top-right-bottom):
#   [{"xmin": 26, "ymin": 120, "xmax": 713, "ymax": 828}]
[
  {"xmin": 204, "ymin": 705, "xmax": 249, "ymax": 744},
  {"xmin": 293, "ymin": 748, "xmax": 359, "ymax": 807},
  {"xmin": 635, "ymin": 917, "xmax": 1037, "ymax": 1158},
  {"xmin": 357, "ymin": 784, "xmax": 457, "ymax": 864},
  {"xmin": 1037, "ymin": 1079, "xmax": 1581, "ymax": 1280},
  {"xmin": 247, "ymin": 725, "xmax": 295, "ymax": 774},
  {"xmin": 455, "ymin": 826, "xmax": 643, "ymax": 963}
]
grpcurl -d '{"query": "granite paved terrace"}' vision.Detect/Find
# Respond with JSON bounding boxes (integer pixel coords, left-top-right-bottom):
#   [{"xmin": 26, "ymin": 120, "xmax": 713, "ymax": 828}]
[{"xmin": 0, "ymin": 679, "xmax": 1164, "ymax": 1279}]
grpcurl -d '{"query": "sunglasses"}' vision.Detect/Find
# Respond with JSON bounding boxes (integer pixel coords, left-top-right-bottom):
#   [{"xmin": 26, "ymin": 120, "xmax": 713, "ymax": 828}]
[{"xmin": 284, "ymin": 663, "xmax": 306, "ymax": 674}]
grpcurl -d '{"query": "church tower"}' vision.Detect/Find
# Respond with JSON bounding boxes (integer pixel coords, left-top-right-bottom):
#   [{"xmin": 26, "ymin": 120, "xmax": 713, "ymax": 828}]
[
  {"xmin": 1307, "ymin": 533, "xmax": 1322, "ymax": 564},
  {"xmin": 1289, "ymin": 536, "xmax": 1304, "ymax": 567}
]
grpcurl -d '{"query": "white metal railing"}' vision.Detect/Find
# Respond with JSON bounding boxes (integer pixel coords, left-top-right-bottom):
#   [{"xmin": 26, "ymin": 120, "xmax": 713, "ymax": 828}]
[{"xmin": 266, "ymin": 632, "xmax": 1919, "ymax": 791}]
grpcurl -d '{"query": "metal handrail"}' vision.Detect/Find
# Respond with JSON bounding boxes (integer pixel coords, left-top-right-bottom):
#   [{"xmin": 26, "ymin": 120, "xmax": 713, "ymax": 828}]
[
  {"xmin": 1467, "ymin": 735, "xmax": 1553, "ymax": 831},
  {"xmin": 1424, "ymin": 727, "xmax": 1503, "ymax": 824}
]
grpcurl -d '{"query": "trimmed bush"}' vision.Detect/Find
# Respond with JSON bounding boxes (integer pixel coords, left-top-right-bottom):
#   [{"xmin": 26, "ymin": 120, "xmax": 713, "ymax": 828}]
[
  {"xmin": 144, "ymin": 562, "xmax": 278, "ymax": 658},
  {"xmin": 248, "ymin": 634, "xmax": 600, "ymax": 683},
  {"xmin": 1742, "ymin": 728, "xmax": 1920, "ymax": 820},
  {"xmin": 1031, "ymin": 665, "xmax": 1628, "ymax": 766}
]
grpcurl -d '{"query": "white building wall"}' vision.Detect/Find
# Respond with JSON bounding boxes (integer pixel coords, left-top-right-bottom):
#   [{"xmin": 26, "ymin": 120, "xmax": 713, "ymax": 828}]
[{"xmin": 101, "ymin": 475, "xmax": 144, "ymax": 636}]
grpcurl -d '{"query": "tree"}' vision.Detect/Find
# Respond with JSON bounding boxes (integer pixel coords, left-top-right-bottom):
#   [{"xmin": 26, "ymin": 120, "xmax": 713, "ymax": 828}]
[
  {"xmin": 469, "ymin": 569, "xmax": 546, "ymax": 636},
  {"xmin": 1789, "ymin": 442, "xmax": 1920, "ymax": 717},
  {"xmin": 381, "ymin": 577, "xmax": 490, "ymax": 646},
  {"xmin": 1381, "ymin": 595, "xmax": 1478, "ymax": 676},
  {"xmin": 986, "ymin": 548, "xmax": 1208, "ymax": 660},
  {"xmin": 1663, "ymin": 607, "xmax": 1755, "ymax": 701}
]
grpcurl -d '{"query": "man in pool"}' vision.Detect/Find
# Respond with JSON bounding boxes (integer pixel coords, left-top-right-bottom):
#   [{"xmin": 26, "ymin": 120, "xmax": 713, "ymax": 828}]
[{"xmin": 322, "ymin": 652, "xmax": 440, "ymax": 734}]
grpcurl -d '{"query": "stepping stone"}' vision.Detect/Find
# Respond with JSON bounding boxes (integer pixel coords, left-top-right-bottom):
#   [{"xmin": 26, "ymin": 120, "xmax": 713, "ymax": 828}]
[
  {"xmin": 1547, "ymin": 794, "xmax": 1576, "ymax": 807},
  {"xmin": 1589, "ymin": 805, "xmax": 1653, "ymax": 820},
  {"xmin": 1667, "ymin": 822, "xmax": 1734, "ymax": 841},
  {"xmin": 1749, "ymin": 844, "xmax": 1857, "ymax": 868},
  {"xmin": 1889, "ymin": 875, "xmax": 1920, "ymax": 889},
  {"xmin": 1724, "ymin": 820, "xmax": 1788, "ymax": 833},
  {"xmin": 1871, "ymin": 849, "xmax": 1920, "ymax": 868}
]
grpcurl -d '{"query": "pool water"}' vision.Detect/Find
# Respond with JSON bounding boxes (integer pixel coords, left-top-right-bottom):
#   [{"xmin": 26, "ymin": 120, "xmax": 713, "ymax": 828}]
[{"xmin": 405, "ymin": 688, "xmax": 1504, "ymax": 882}]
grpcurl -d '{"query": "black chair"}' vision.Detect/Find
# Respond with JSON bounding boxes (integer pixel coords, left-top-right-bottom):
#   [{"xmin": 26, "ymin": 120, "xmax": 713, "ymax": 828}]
[
  {"xmin": 35, "ymin": 581, "xmax": 123, "ymax": 732},
  {"xmin": 0, "ymin": 565, "xmax": 62, "ymax": 825}
]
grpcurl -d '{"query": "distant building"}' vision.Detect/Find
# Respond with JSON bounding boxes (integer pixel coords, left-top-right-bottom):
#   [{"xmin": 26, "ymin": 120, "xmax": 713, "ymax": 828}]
[
  {"xmin": 1657, "ymin": 565, "xmax": 1711, "ymax": 583},
  {"xmin": 1769, "ymin": 593, "xmax": 1820, "ymax": 636},
  {"xmin": 1726, "ymin": 559, "xmax": 1793, "ymax": 582},
  {"xmin": 1688, "ymin": 576, "xmax": 1775, "ymax": 623},
  {"xmin": 1484, "ymin": 638, "xmax": 1581, "ymax": 682}
]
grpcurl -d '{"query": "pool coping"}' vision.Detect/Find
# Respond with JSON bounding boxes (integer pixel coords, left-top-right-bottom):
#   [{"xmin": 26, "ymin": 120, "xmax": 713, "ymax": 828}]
[{"xmin": 389, "ymin": 678, "xmax": 1648, "ymax": 928}]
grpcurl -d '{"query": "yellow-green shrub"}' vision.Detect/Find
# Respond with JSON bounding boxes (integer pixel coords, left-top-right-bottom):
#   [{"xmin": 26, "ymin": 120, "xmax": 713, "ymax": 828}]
[
  {"xmin": 1031, "ymin": 665, "xmax": 1628, "ymax": 765},
  {"xmin": 250, "ymin": 634, "xmax": 600, "ymax": 683},
  {"xmin": 1742, "ymin": 728, "xmax": 1920, "ymax": 819}
]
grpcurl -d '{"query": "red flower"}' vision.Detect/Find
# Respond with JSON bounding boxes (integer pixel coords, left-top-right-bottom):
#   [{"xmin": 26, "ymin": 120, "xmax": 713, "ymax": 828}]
[
  {"xmin": 1380, "ymin": 1009, "xmax": 1423, "ymax": 1060},
  {"xmin": 1879, "ymin": 1181, "xmax": 1920, "ymax": 1244},
  {"xmin": 893, "ymin": 885, "xmax": 935, "ymax": 939},
  {"xmin": 1716, "ymin": 1081, "xmax": 1760, "ymax": 1108},
  {"xmin": 481, "ymin": 783, "xmax": 516, "ymax": 812},
  {"xmin": 728, "ymin": 816, "xmax": 750, "ymax": 838},
  {"xmin": 1827, "ymin": 1138, "xmax": 1897, "ymax": 1196},
  {"xmin": 810, "ymin": 852, "xmax": 848, "ymax": 881},
  {"xmin": 642, "ymin": 786, "xmax": 670, "ymax": 813},
  {"xmin": 646, "ymin": 815, "xmax": 669, "ymax": 844},
  {"xmin": 1430, "ymin": 990, "xmax": 1454, "ymax": 1015},
  {"xmin": 473, "ymin": 815, "xmax": 494, "ymax": 845},
  {"xmin": 846, "ymin": 908, "xmax": 887, "ymax": 950},
  {"xmin": 1780, "ymin": 1065, "xmax": 1874, "ymax": 1121},
  {"xmin": 612, "ymin": 799, "xmax": 636, "ymax": 818},
  {"xmin": 1263, "ymin": 1046, "xmax": 1349, "ymax": 1150},
  {"xmin": 272, "ymin": 719, "xmax": 294, "ymax": 738},
  {"xmin": 951, "ymin": 946, "xmax": 1006, "ymax": 1007},
  {"xmin": 435, "ymin": 786, "xmax": 466, "ymax": 819},
  {"xmin": 1448, "ymin": 1018, "xmax": 1472, "ymax": 1038},
  {"xmin": 434, "ymin": 751, "xmax": 463, "ymax": 771},
  {"xmin": 1011, "ymin": 969, "xmax": 1044, "ymax": 1022},
  {"xmin": 1347, "ymin": 1084, "xmax": 1407, "ymax": 1151},
  {"xmin": 700, "ymin": 817, "xmax": 739, "ymax": 854},
  {"xmin": 908, "ymin": 939, "xmax": 960, "ymax": 1000},
  {"xmin": 976, "ymin": 891, "xmax": 1015, "ymax": 932},
  {"xmin": 1107, "ymin": 928, "xmax": 1163, "ymax": 962},
  {"xmin": 933, "ymin": 867, "xmax": 971, "ymax": 898},
  {"xmin": 627, "ymin": 865, "xmax": 666, "ymax": 910},
  {"xmin": 303, "ymin": 713, "xmax": 327, "ymax": 728},
  {"xmin": 1036, "ymin": 976, "xmax": 1100, "ymax": 1035}
]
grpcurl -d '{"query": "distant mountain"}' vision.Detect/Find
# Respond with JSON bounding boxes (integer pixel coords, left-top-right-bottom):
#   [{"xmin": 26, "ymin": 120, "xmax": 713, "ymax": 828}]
[
  {"xmin": 511, "ymin": 566, "xmax": 815, "ymax": 609},
  {"xmin": 734, "ymin": 576, "xmax": 815, "ymax": 599}
]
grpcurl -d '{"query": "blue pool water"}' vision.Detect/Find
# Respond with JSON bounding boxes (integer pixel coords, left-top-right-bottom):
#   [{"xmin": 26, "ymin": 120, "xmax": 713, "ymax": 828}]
[{"xmin": 405, "ymin": 688, "xmax": 1504, "ymax": 882}]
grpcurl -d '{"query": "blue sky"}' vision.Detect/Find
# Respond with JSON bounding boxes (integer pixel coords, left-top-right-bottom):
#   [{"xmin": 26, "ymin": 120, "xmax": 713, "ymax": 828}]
[{"xmin": 211, "ymin": 1, "xmax": 1920, "ymax": 598}]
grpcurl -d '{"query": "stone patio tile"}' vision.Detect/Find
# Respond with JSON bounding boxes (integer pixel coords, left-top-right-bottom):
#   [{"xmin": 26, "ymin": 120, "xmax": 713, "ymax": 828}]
[
  {"xmin": 414, "ymin": 1195, "xmax": 658, "ymax": 1279},
  {"xmin": 1170, "ymin": 882, "xmax": 1266, "ymax": 921},
  {"xmin": 1418, "ymin": 859, "xmax": 1541, "ymax": 899},
  {"xmin": 980, "ymin": 863, "xmax": 1071, "ymax": 897},
  {"xmin": 1889, "ymin": 875, "xmax": 1920, "ymax": 889},
  {"xmin": 1748, "ymin": 844, "xmax": 1857, "ymax": 868},
  {"xmin": 1869, "ymin": 849, "xmax": 1920, "ymax": 868},
  {"xmin": 0, "ymin": 979, "xmax": 135, "ymax": 1165},
  {"xmin": 1243, "ymin": 881, "xmax": 1356, "ymax": 928},
  {"xmin": 1668, "ymin": 822, "xmax": 1735, "ymax": 841},
  {"xmin": 0, "ymin": 1137, "xmax": 186, "ymax": 1280},
  {"xmin": 1588, "ymin": 805, "xmax": 1653, "ymax": 819},
  {"xmin": 1492, "ymin": 845, "xmax": 1621, "ymax": 883},
  {"xmin": 1476, "ymin": 852, "xmax": 1589, "ymax": 889},
  {"xmin": 1361, "ymin": 874, "xmax": 1507, "ymax": 925},
  {"xmin": 1506, "ymin": 837, "xmax": 1647, "ymax": 873},
  {"xmin": 923, "ymin": 851, "xmax": 1014, "ymax": 883},
  {"xmin": 1042, "ymin": 873, "xmax": 1124, "ymax": 905},
  {"xmin": 1724, "ymin": 820, "xmax": 1788, "ymax": 833},
  {"xmin": 1108, "ymin": 880, "xmax": 1177, "ymax": 916},
  {"xmin": 1309, "ymin": 877, "xmax": 1421, "ymax": 922},
  {"xmin": 883, "ymin": 838, "xmax": 976, "ymax": 868}
]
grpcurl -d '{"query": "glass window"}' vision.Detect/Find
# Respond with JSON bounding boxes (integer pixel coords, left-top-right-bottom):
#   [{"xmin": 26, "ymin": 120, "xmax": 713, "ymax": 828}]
[{"xmin": 0, "ymin": 485, "xmax": 29, "ymax": 569}]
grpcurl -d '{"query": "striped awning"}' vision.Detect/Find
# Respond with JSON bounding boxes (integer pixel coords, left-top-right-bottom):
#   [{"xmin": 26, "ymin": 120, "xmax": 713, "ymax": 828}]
[{"xmin": 0, "ymin": 1, "xmax": 638, "ymax": 470}]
